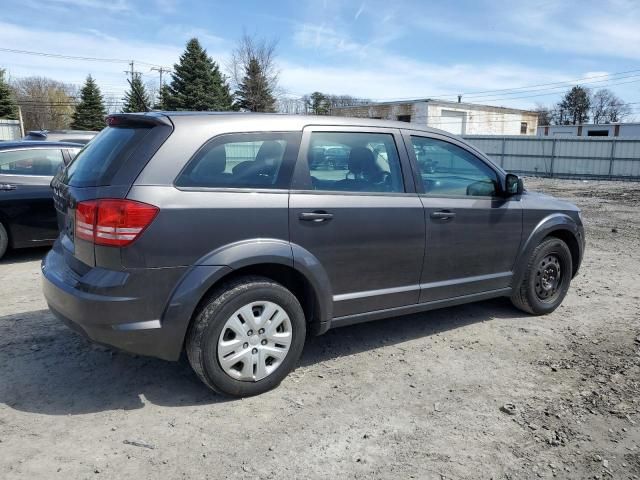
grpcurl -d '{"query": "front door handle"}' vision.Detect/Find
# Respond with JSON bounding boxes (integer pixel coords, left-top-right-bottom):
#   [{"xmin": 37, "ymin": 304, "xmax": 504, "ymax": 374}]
[
  {"xmin": 299, "ymin": 211, "xmax": 334, "ymax": 222},
  {"xmin": 430, "ymin": 210, "xmax": 456, "ymax": 220},
  {"xmin": 0, "ymin": 183, "xmax": 17, "ymax": 191}
]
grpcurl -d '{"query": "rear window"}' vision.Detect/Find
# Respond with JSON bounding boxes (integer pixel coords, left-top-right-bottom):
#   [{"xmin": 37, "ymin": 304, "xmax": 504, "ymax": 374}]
[{"xmin": 64, "ymin": 126, "xmax": 151, "ymax": 187}]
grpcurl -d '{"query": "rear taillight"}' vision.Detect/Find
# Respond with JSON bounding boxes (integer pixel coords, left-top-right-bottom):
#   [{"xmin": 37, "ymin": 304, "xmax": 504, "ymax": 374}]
[{"xmin": 75, "ymin": 199, "xmax": 159, "ymax": 247}]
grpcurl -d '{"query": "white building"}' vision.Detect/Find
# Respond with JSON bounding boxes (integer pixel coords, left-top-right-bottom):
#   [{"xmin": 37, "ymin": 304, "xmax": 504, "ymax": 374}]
[
  {"xmin": 537, "ymin": 123, "xmax": 640, "ymax": 138},
  {"xmin": 0, "ymin": 119, "xmax": 21, "ymax": 141},
  {"xmin": 330, "ymin": 99, "xmax": 539, "ymax": 136}
]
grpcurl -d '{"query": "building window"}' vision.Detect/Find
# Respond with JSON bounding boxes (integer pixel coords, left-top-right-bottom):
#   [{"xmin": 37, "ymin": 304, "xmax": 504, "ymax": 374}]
[
  {"xmin": 397, "ymin": 115, "xmax": 411, "ymax": 122},
  {"xmin": 520, "ymin": 122, "xmax": 528, "ymax": 134},
  {"xmin": 587, "ymin": 130, "xmax": 609, "ymax": 137}
]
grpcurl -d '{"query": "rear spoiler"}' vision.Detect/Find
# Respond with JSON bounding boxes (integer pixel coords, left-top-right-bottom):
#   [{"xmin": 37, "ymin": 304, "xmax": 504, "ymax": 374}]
[{"xmin": 106, "ymin": 113, "xmax": 172, "ymax": 128}]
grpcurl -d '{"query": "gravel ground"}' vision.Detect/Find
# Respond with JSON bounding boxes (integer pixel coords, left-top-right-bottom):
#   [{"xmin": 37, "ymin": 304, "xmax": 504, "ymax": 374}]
[{"xmin": 0, "ymin": 177, "xmax": 639, "ymax": 479}]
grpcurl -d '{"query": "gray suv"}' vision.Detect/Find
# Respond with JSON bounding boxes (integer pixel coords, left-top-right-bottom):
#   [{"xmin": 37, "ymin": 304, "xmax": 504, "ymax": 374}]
[{"xmin": 42, "ymin": 113, "xmax": 585, "ymax": 397}]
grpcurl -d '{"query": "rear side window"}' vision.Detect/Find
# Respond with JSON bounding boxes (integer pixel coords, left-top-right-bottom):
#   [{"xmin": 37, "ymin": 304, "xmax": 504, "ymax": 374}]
[
  {"xmin": 64, "ymin": 126, "xmax": 151, "ymax": 187},
  {"xmin": 176, "ymin": 132, "xmax": 301, "ymax": 189},
  {"xmin": 303, "ymin": 132, "xmax": 404, "ymax": 193},
  {"xmin": 0, "ymin": 149, "xmax": 64, "ymax": 176}
]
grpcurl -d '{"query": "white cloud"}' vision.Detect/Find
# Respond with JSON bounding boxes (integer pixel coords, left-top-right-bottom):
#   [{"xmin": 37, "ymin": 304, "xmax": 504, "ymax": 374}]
[
  {"xmin": 0, "ymin": 21, "xmax": 229, "ymax": 100},
  {"xmin": 414, "ymin": 0, "xmax": 640, "ymax": 61},
  {"xmin": 49, "ymin": 0, "xmax": 131, "ymax": 12}
]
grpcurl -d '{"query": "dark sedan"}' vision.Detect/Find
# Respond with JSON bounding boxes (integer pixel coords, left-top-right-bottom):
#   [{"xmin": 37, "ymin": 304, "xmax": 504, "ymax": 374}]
[{"xmin": 0, "ymin": 141, "xmax": 82, "ymax": 259}]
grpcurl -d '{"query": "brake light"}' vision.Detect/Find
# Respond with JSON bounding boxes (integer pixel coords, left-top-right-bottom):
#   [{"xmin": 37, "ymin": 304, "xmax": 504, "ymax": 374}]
[{"xmin": 75, "ymin": 199, "xmax": 159, "ymax": 247}]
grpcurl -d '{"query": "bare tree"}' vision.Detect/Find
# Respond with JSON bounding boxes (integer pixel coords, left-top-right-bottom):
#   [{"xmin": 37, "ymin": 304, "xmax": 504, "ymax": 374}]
[
  {"xmin": 591, "ymin": 89, "xmax": 631, "ymax": 124},
  {"xmin": 228, "ymin": 33, "xmax": 279, "ymax": 97},
  {"xmin": 145, "ymin": 79, "xmax": 159, "ymax": 109},
  {"xmin": 534, "ymin": 103, "xmax": 553, "ymax": 126},
  {"xmin": 275, "ymin": 96, "xmax": 306, "ymax": 114},
  {"xmin": 325, "ymin": 94, "xmax": 371, "ymax": 109},
  {"xmin": 11, "ymin": 76, "xmax": 76, "ymax": 131}
]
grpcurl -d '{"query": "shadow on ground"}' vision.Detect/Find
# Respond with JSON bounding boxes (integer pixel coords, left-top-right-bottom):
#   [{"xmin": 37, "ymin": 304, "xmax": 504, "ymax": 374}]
[
  {"xmin": 0, "ymin": 246, "xmax": 50, "ymax": 265},
  {"xmin": 0, "ymin": 298, "xmax": 525, "ymax": 415}
]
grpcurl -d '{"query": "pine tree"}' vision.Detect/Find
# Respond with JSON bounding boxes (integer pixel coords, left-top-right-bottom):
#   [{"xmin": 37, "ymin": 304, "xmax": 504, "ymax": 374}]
[
  {"xmin": 165, "ymin": 38, "xmax": 233, "ymax": 111},
  {"xmin": 122, "ymin": 73, "xmax": 151, "ymax": 113},
  {"xmin": 234, "ymin": 57, "xmax": 276, "ymax": 112},
  {"xmin": 0, "ymin": 69, "xmax": 18, "ymax": 120},
  {"xmin": 155, "ymin": 83, "xmax": 172, "ymax": 110},
  {"xmin": 557, "ymin": 86, "xmax": 591, "ymax": 125},
  {"xmin": 71, "ymin": 75, "xmax": 106, "ymax": 130}
]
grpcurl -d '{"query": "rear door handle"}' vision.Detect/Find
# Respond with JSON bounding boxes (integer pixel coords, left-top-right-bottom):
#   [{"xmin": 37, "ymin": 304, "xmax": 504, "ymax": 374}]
[
  {"xmin": 430, "ymin": 210, "xmax": 456, "ymax": 220},
  {"xmin": 0, "ymin": 183, "xmax": 17, "ymax": 191},
  {"xmin": 299, "ymin": 211, "xmax": 334, "ymax": 222}
]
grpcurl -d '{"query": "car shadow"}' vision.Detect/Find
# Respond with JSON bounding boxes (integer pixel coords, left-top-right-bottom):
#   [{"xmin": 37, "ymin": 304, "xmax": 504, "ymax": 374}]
[
  {"xmin": 0, "ymin": 299, "xmax": 526, "ymax": 415},
  {"xmin": 0, "ymin": 246, "xmax": 50, "ymax": 264}
]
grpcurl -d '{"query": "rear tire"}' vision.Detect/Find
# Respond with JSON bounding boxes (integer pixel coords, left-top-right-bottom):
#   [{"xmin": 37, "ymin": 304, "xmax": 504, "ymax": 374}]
[
  {"xmin": 0, "ymin": 223, "xmax": 8, "ymax": 260},
  {"xmin": 511, "ymin": 237, "xmax": 573, "ymax": 315},
  {"xmin": 186, "ymin": 276, "xmax": 306, "ymax": 397}
]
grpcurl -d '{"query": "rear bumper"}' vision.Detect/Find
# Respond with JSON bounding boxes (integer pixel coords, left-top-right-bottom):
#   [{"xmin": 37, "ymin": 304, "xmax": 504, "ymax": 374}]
[{"xmin": 41, "ymin": 243, "xmax": 188, "ymax": 360}]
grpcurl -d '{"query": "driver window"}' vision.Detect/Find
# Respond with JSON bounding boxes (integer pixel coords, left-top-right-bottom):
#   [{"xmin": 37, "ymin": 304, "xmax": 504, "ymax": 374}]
[
  {"xmin": 306, "ymin": 132, "xmax": 404, "ymax": 193},
  {"xmin": 410, "ymin": 136, "xmax": 498, "ymax": 197}
]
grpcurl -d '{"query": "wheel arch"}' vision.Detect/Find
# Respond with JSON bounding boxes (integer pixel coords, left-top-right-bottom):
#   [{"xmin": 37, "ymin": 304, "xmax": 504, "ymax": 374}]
[
  {"xmin": 513, "ymin": 213, "xmax": 584, "ymax": 287},
  {"xmin": 159, "ymin": 239, "xmax": 333, "ymax": 361}
]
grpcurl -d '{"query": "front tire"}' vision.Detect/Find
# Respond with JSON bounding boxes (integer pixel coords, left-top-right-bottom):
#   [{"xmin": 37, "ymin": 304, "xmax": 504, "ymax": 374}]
[
  {"xmin": 511, "ymin": 237, "xmax": 573, "ymax": 315},
  {"xmin": 186, "ymin": 276, "xmax": 306, "ymax": 397}
]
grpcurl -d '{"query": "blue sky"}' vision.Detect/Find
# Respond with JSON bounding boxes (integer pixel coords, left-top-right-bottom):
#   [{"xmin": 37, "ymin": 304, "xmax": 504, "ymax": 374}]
[{"xmin": 1, "ymin": 0, "xmax": 639, "ymax": 115}]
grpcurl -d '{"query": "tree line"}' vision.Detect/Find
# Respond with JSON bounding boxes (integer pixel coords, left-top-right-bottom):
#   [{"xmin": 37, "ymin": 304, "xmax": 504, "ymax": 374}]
[
  {"xmin": 535, "ymin": 86, "xmax": 631, "ymax": 126},
  {"xmin": 0, "ymin": 35, "xmax": 371, "ymax": 132},
  {"xmin": 0, "ymin": 36, "xmax": 279, "ymax": 131},
  {"xmin": 0, "ymin": 40, "xmax": 634, "ymax": 131}
]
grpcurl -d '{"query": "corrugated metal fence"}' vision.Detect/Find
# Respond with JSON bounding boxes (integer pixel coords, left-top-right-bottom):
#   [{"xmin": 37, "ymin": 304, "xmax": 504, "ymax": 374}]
[
  {"xmin": 463, "ymin": 135, "xmax": 640, "ymax": 180},
  {"xmin": 0, "ymin": 120, "xmax": 21, "ymax": 141}
]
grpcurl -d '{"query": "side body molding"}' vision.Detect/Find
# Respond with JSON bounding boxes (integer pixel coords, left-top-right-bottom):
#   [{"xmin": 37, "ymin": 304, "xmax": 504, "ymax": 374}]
[
  {"xmin": 159, "ymin": 239, "xmax": 333, "ymax": 360},
  {"xmin": 512, "ymin": 213, "xmax": 584, "ymax": 288}
]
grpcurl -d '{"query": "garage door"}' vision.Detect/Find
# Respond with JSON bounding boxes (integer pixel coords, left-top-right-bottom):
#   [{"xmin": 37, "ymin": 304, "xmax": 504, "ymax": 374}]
[{"xmin": 439, "ymin": 110, "xmax": 466, "ymax": 135}]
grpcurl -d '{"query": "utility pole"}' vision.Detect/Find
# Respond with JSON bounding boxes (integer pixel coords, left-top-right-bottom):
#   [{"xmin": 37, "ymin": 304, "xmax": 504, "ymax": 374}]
[
  {"xmin": 17, "ymin": 105, "xmax": 24, "ymax": 137},
  {"xmin": 151, "ymin": 66, "xmax": 171, "ymax": 107},
  {"xmin": 124, "ymin": 61, "xmax": 142, "ymax": 82},
  {"xmin": 151, "ymin": 66, "xmax": 171, "ymax": 89}
]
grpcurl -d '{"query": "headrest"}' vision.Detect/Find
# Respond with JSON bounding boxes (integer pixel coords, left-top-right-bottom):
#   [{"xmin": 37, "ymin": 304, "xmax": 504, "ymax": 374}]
[
  {"xmin": 348, "ymin": 147, "xmax": 375, "ymax": 175},
  {"xmin": 256, "ymin": 141, "xmax": 284, "ymax": 162}
]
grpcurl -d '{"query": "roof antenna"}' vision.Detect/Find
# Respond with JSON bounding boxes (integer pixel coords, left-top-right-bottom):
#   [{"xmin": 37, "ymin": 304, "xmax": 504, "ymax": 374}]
[{"xmin": 127, "ymin": 78, "xmax": 150, "ymax": 112}]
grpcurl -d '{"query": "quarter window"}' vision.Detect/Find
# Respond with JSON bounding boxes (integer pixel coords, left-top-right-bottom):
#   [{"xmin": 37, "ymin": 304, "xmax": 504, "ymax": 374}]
[
  {"xmin": 410, "ymin": 136, "xmax": 498, "ymax": 197},
  {"xmin": 304, "ymin": 132, "xmax": 404, "ymax": 193},
  {"xmin": 0, "ymin": 149, "xmax": 64, "ymax": 176},
  {"xmin": 176, "ymin": 133, "xmax": 300, "ymax": 189}
]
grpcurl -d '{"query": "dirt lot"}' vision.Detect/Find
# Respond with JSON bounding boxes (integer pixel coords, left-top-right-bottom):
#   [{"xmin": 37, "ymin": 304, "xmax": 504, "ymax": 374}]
[{"xmin": 1, "ymin": 178, "xmax": 639, "ymax": 479}]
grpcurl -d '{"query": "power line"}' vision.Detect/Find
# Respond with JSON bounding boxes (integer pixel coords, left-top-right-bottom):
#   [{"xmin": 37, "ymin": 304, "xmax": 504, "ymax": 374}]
[
  {"xmin": 468, "ymin": 78, "xmax": 640, "ymax": 103},
  {"xmin": 0, "ymin": 47, "xmax": 169, "ymax": 68},
  {"xmin": 461, "ymin": 68, "xmax": 640, "ymax": 97},
  {"xmin": 283, "ymin": 68, "xmax": 640, "ymax": 104}
]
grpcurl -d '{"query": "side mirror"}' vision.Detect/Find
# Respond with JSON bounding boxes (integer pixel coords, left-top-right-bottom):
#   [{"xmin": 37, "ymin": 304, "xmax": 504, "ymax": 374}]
[{"xmin": 505, "ymin": 173, "xmax": 523, "ymax": 196}]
